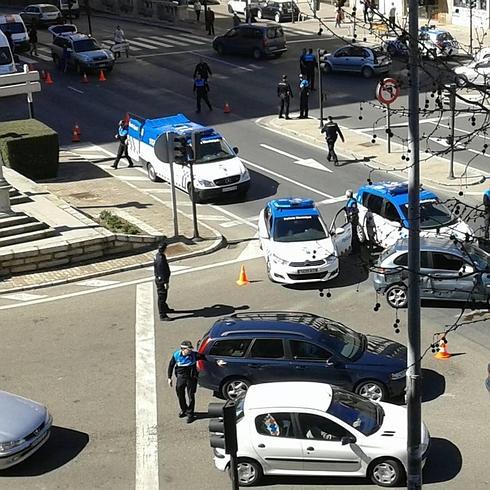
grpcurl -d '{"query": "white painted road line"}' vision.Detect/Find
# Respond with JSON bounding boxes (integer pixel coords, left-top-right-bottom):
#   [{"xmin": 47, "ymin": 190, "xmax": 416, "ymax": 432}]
[
  {"xmin": 135, "ymin": 282, "xmax": 159, "ymax": 490},
  {"xmin": 128, "ymin": 39, "xmax": 159, "ymax": 49},
  {"xmin": 1, "ymin": 292, "xmax": 47, "ymax": 301},
  {"xmin": 68, "ymin": 86, "xmax": 84, "ymax": 94},
  {"xmin": 318, "ymin": 196, "xmax": 348, "ymax": 205},
  {"xmin": 134, "ymin": 37, "xmax": 173, "ymax": 48},
  {"xmin": 76, "ymin": 279, "xmax": 120, "ymax": 287},
  {"xmin": 190, "ymin": 51, "xmax": 254, "ymax": 72},
  {"xmin": 260, "ymin": 143, "xmax": 332, "ymax": 172}
]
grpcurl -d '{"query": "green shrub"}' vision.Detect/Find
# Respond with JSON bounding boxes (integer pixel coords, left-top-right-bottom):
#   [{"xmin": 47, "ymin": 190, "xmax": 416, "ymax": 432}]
[
  {"xmin": 98, "ymin": 211, "xmax": 141, "ymax": 235},
  {"xmin": 0, "ymin": 119, "xmax": 59, "ymax": 180}
]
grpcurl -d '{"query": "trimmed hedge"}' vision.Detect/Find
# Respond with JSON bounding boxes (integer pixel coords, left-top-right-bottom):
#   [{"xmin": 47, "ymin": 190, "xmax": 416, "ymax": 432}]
[{"xmin": 0, "ymin": 119, "xmax": 59, "ymax": 180}]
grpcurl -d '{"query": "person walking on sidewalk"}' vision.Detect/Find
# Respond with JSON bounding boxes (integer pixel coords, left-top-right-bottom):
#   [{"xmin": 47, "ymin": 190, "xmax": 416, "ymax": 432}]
[
  {"xmin": 298, "ymin": 74, "xmax": 310, "ymax": 119},
  {"xmin": 277, "ymin": 74, "xmax": 293, "ymax": 119},
  {"xmin": 194, "ymin": 0, "xmax": 202, "ymax": 22},
  {"xmin": 154, "ymin": 241, "xmax": 172, "ymax": 321},
  {"xmin": 205, "ymin": 7, "xmax": 215, "ymax": 35},
  {"xmin": 362, "ymin": 0, "xmax": 370, "ymax": 23},
  {"xmin": 167, "ymin": 340, "xmax": 200, "ymax": 423},
  {"xmin": 193, "ymin": 73, "xmax": 212, "ymax": 113},
  {"xmin": 193, "ymin": 58, "xmax": 212, "ymax": 81},
  {"xmin": 321, "ymin": 116, "xmax": 345, "ymax": 165},
  {"xmin": 112, "ymin": 119, "xmax": 134, "ymax": 169},
  {"xmin": 335, "ymin": 5, "xmax": 343, "ymax": 28},
  {"xmin": 28, "ymin": 24, "xmax": 38, "ymax": 56}
]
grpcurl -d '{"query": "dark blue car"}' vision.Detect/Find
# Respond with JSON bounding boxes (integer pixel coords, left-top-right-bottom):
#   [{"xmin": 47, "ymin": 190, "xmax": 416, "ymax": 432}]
[{"xmin": 196, "ymin": 311, "xmax": 407, "ymax": 402}]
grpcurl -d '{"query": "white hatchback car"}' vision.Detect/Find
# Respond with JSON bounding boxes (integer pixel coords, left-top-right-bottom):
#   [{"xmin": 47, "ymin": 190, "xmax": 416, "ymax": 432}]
[
  {"xmin": 257, "ymin": 198, "xmax": 352, "ymax": 284},
  {"xmin": 213, "ymin": 382, "xmax": 430, "ymax": 487}
]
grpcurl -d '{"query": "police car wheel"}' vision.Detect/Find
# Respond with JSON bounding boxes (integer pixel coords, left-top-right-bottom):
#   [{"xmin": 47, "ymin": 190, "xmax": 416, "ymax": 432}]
[
  {"xmin": 221, "ymin": 378, "xmax": 250, "ymax": 400},
  {"xmin": 369, "ymin": 458, "xmax": 404, "ymax": 487},
  {"xmin": 232, "ymin": 458, "xmax": 263, "ymax": 487},
  {"xmin": 386, "ymin": 284, "xmax": 408, "ymax": 309}
]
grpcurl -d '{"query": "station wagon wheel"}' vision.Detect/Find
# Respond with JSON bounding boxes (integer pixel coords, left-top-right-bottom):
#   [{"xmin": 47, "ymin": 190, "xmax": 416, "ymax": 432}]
[
  {"xmin": 231, "ymin": 458, "xmax": 263, "ymax": 487},
  {"xmin": 355, "ymin": 380, "xmax": 387, "ymax": 401},
  {"xmin": 274, "ymin": 12, "xmax": 281, "ymax": 22},
  {"xmin": 356, "ymin": 224, "xmax": 366, "ymax": 243},
  {"xmin": 221, "ymin": 378, "xmax": 250, "ymax": 400},
  {"xmin": 252, "ymin": 48, "xmax": 262, "ymax": 60},
  {"xmin": 324, "ymin": 62, "xmax": 332, "ymax": 74},
  {"xmin": 386, "ymin": 284, "xmax": 408, "ymax": 309},
  {"xmin": 361, "ymin": 66, "xmax": 374, "ymax": 78},
  {"xmin": 369, "ymin": 458, "xmax": 404, "ymax": 487}
]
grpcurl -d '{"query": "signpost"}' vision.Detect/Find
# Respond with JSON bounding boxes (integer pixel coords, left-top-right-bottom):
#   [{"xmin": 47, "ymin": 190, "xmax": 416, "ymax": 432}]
[
  {"xmin": 0, "ymin": 65, "xmax": 41, "ymax": 118},
  {"xmin": 375, "ymin": 78, "xmax": 400, "ymax": 153}
]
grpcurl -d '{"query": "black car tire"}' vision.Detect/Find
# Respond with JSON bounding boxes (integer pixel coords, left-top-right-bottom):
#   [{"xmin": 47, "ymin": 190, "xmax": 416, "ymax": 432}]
[
  {"xmin": 273, "ymin": 52, "xmax": 283, "ymax": 58},
  {"xmin": 221, "ymin": 377, "xmax": 250, "ymax": 400},
  {"xmin": 52, "ymin": 53, "xmax": 58, "ymax": 63},
  {"xmin": 252, "ymin": 48, "xmax": 262, "ymax": 60},
  {"xmin": 361, "ymin": 66, "xmax": 374, "ymax": 79},
  {"xmin": 274, "ymin": 12, "xmax": 281, "ymax": 22},
  {"xmin": 369, "ymin": 458, "xmax": 405, "ymax": 487},
  {"xmin": 232, "ymin": 458, "xmax": 263, "ymax": 487},
  {"xmin": 356, "ymin": 224, "xmax": 366, "ymax": 243},
  {"xmin": 147, "ymin": 163, "xmax": 161, "ymax": 182},
  {"xmin": 386, "ymin": 284, "xmax": 408, "ymax": 309},
  {"xmin": 216, "ymin": 43, "xmax": 225, "ymax": 55},
  {"xmin": 324, "ymin": 62, "xmax": 332, "ymax": 74},
  {"xmin": 355, "ymin": 380, "xmax": 387, "ymax": 402},
  {"xmin": 256, "ymin": 9, "xmax": 262, "ymax": 18}
]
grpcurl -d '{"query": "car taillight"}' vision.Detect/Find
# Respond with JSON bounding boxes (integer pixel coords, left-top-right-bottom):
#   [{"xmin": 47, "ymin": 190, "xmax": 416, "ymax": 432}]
[{"xmin": 197, "ymin": 336, "xmax": 210, "ymax": 371}]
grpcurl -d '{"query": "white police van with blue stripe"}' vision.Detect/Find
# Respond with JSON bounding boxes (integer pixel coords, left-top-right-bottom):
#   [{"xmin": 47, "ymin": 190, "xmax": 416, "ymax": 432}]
[{"xmin": 127, "ymin": 113, "xmax": 250, "ymax": 203}]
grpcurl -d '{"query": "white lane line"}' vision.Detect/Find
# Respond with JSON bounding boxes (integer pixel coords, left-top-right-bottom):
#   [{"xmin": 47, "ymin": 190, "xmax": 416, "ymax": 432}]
[
  {"xmin": 135, "ymin": 282, "xmax": 159, "ymax": 490},
  {"xmin": 102, "ymin": 39, "xmax": 143, "ymax": 51},
  {"xmin": 134, "ymin": 37, "xmax": 173, "ymax": 48},
  {"xmin": 68, "ymin": 86, "xmax": 84, "ymax": 94},
  {"xmin": 237, "ymin": 235, "xmax": 262, "ymax": 261},
  {"xmin": 36, "ymin": 53, "xmax": 52, "ymax": 61},
  {"xmin": 161, "ymin": 35, "xmax": 205, "ymax": 46},
  {"xmin": 128, "ymin": 39, "xmax": 159, "ymax": 49},
  {"xmin": 76, "ymin": 279, "xmax": 120, "ymax": 287},
  {"xmin": 1, "ymin": 292, "xmax": 47, "ymax": 301},
  {"xmin": 189, "ymin": 51, "xmax": 254, "ymax": 71},
  {"xmin": 260, "ymin": 143, "xmax": 331, "ymax": 172},
  {"xmin": 135, "ymin": 48, "xmax": 208, "ymax": 58},
  {"xmin": 117, "ymin": 176, "xmax": 149, "ymax": 181},
  {"xmin": 318, "ymin": 196, "xmax": 347, "ymax": 205}
]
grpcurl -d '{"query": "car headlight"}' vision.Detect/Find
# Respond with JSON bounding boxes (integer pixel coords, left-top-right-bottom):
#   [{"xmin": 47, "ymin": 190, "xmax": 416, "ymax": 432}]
[
  {"xmin": 271, "ymin": 253, "xmax": 288, "ymax": 266},
  {"xmin": 391, "ymin": 369, "xmax": 406, "ymax": 380},
  {"xmin": 0, "ymin": 439, "xmax": 25, "ymax": 453},
  {"xmin": 197, "ymin": 179, "xmax": 214, "ymax": 188},
  {"xmin": 325, "ymin": 254, "xmax": 337, "ymax": 265},
  {"xmin": 242, "ymin": 169, "xmax": 250, "ymax": 181}
]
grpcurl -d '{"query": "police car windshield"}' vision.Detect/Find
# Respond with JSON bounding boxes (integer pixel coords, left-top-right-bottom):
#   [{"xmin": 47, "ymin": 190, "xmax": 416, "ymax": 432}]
[
  {"xmin": 274, "ymin": 215, "xmax": 327, "ymax": 242},
  {"xmin": 327, "ymin": 388, "xmax": 382, "ymax": 436},
  {"xmin": 195, "ymin": 138, "xmax": 234, "ymax": 164},
  {"xmin": 74, "ymin": 39, "xmax": 100, "ymax": 52},
  {"xmin": 0, "ymin": 23, "xmax": 25, "ymax": 34},
  {"xmin": 0, "ymin": 46, "xmax": 12, "ymax": 65},
  {"xmin": 401, "ymin": 200, "xmax": 455, "ymax": 229}
]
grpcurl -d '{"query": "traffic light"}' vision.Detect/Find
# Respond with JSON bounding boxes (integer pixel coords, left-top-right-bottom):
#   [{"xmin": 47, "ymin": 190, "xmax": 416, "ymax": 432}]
[
  {"xmin": 173, "ymin": 134, "xmax": 188, "ymax": 164},
  {"xmin": 208, "ymin": 400, "xmax": 238, "ymax": 455}
]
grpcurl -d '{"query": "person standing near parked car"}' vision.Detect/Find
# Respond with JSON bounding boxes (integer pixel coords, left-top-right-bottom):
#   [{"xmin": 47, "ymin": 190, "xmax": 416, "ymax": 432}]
[
  {"xmin": 277, "ymin": 74, "xmax": 293, "ymax": 119},
  {"xmin": 205, "ymin": 7, "xmax": 215, "ymax": 35},
  {"xmin": 194, "ymin": 0, "xmax": 202, "ymax": 22},
  {"xmin": 303, "ymin": 48, "xmax": 316, "ymax": 91},
  {"xmin": 28, "ymin": 24, "xmax": 38, "ymax": 56}
]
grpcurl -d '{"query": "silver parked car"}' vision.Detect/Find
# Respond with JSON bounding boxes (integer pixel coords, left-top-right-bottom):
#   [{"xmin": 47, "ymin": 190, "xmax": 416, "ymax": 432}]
[
  {"xmin": 0, "ymin": 390, "xmax": 52, "ymax": 469},
  {"xmin": 373, "ymin": 237, "xmax": 490, "ymax": 308}
]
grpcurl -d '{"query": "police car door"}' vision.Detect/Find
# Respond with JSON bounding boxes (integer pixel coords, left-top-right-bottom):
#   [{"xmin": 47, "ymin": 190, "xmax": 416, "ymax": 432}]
[{"xmin": 329, "ymin": 208, "xmax": 352, "ymax": 256}]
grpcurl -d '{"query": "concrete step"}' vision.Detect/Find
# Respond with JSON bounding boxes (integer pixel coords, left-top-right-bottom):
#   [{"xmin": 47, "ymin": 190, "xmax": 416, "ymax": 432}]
[
  {"xmin": 0, "ymin": 228, "xmax": 57, "ymax": 248},
  {"xmin": 0, "ymin": 221, "xmax": 47, "ymax": 238},
  {"xmin": 0, "ymin": 214, "xmax": 33, "ymax": 229}
]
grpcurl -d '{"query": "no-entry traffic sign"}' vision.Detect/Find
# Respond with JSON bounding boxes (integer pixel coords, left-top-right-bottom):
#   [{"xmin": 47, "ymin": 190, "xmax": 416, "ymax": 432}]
[{"xmin": 376, "ymin": 78, "xmax": 400, "ymax": 105}]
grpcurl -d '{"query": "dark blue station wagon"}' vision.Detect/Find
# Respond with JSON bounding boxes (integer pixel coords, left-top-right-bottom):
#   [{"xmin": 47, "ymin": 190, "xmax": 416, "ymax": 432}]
[{"xmin": 196, "ymin": 312, "xmax": 407, "ymax": 402}]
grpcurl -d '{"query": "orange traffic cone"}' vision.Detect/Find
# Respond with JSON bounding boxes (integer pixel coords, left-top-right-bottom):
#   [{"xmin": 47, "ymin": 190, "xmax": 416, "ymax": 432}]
[
  {"xmin": 98, "ymin": 69, "xmax": 106, "ymax": 82},
  {"xmin": 434, "ymin": 338, "xmax": 451, "ymax": 360},
  {"xmin": 81, "ymin": 73, "xmax": 89, "ymax": 83},
  {"xmin": 45, "ymin": 72, "xmax": 53, "ymax": 84},
  {"xmin": 72, "ymin": 126, "xmax": 80, "ymax": 143},
  {"xmin": 236, "ymin": 265, "xmax": 249, "ymax": 286},
  {"xmin": 224, "ymin": 102, "xmax": 231, "ymax": 113}
]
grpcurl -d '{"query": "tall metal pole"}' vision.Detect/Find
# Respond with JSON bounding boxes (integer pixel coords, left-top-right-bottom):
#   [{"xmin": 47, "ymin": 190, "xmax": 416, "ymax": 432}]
[
  {"xmin": 407, "ymin": 0, "xmax": 422, "ymax": 485},
  {"xmin": 317, "ymin": 48, "xmax": 324, "ymax": 127},
  {"xmin": 469, "ymin": 0, "xmax": 473, "ymax": 56},
  {"xmin": 447, "ymin": 83, "xmax": 456, "ymax": 179},
  {"xmin": 165, "ymin": 132, "xmax": 179, "ymax": 237},
  {"xmin": 386, "ymin": 105, "xmax": 391, "ymax": 153}
]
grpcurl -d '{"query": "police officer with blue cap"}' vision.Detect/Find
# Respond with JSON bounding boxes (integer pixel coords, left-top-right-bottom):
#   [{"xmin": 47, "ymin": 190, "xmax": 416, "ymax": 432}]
[
  {"xmin": 112, "ymin": 119, "xmax": 133, "ymax": 169},
  {"xmin": 168, "ymin": 340, "xmax": 201, "ymax": 423},
  {"xmin": 299, "ymin": 74, "xmax": 310, "ymax": 119}
]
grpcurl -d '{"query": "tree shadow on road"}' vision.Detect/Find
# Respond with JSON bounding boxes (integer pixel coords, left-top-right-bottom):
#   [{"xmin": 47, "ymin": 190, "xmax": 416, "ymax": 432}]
[
  {"xmin": 170, "ymin": 304, "xmax": 250, "ymax": 320},
  {"xmin": 0, "ymin": 426, "xmax": 89, "ymax": 477}
]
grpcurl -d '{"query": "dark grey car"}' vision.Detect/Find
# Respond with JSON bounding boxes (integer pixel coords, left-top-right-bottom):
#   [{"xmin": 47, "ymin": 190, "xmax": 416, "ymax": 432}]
[
  {"xmin": 373, "ymin": 237, "xmax": 490, "ymax": 308},
  {"xmin": 0, "ymin": 390, "xmax": 52, "ymax": 469}
]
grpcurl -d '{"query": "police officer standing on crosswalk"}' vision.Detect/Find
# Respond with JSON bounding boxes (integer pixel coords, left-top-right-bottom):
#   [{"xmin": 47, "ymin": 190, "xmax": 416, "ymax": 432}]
[
  {"xmin": 277, "ymin": 74, "xmax": 293, "ymax": 119},
  {"xmin": 193, "ymin": 73, "xmax": 213, "ymax": 113},
  {"xmin": 112, "ymin": 119, "xmax": 133, "ymax": 169},
  {"xmin": 321, "ymin": 116, "xmax": 345, "ymax": 165},
  {"xmin": 299, "ymin": 74, "xmax": 310, "ymax": 119}
]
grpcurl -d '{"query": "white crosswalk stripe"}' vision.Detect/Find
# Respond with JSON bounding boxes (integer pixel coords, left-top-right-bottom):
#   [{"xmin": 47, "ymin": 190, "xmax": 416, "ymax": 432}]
[
  {"xmin": 134, "ymin": 37, "xmax": 174, "ymax": 48},
  {"xmin": 126, "ymin": 38, "xmax": 159, "ymax": 49},
  {"xmin": 159, "ymin": 35, "xmax": 205, "ymax": 45}
]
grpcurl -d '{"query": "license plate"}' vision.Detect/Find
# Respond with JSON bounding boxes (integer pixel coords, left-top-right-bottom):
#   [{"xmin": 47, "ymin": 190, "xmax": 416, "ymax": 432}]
[
  {"xmin": 298, "ymin": 268, "xmax": 318, "ymax": 274},
  {"xmin": 269, "ymin": 46, "xmax": 277, "ymax": 50},
  {"xmin": 222, "ymin": 185, "xmax": 237, "ymax": 192}
]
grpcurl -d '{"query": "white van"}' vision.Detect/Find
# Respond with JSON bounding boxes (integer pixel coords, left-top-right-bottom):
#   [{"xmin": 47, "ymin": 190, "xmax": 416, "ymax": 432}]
[
  {"xmin": 54, "ymin": 0, "xmax": 80, "ymax": 18},
  {"xmin": 0, "ymin": 15, "xmax": 29, "ymax": 52},
  {"xmin": 0, "ymin": 30, "xmax": 16, "ymax": 75}
]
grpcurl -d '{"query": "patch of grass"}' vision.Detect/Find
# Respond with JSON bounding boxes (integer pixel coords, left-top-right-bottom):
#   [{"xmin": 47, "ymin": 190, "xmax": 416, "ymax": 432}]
[{"xmin": 98, "ymin": 211, "xmax": 141, "ymax": 235}]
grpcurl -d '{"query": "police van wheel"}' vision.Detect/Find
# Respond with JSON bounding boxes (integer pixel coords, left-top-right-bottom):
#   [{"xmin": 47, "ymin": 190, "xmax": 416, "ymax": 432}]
[
  {"xmin": 147, "ymin": 163, "xmax": 160, "ymax": 182},
  {"xmin": 231, "ymin": 458, "xmax": 263, "ymax": 487}
]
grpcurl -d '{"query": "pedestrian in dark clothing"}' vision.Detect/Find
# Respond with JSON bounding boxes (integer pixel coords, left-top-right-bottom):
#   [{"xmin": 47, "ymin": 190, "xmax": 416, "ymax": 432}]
[
  {"xmin": 303, "ymin": 48, "xmax": 316, "ymax": 91},
  {"xmin": 4, "ymin": 30, "xmax": 14, "ymax": 53},
  {"xmin": 277, "ymin": 74, "xmax": 293, "ymax": 119},
  {"xmin": 298, "ymin": 74, "xmax": 310, "ymax": 119},
  {"xmin": 484, "ymin": 189, "xmax": 490, "ymax": 239},
  {"xmin": 167, "ymin": 340, "xmax": 201, "ymax": 423},
  {"xmin": 193, "ymin": 58, "xmax": 212, "ymax": 80},
  {"xmin": 345, "ymin": 189, "xmax": 360, "ymax": 252},
  {"xmin": 205, "ymin": 7, "xmax": 215, "ymax": 35},
  {"xmin": 28, "ymin": 25, "xmax": 38, "ymax": 56},
  {"xmin": 154, "ymin": 241, "xmax": 172, "ymax": 321},
  {"xmin": 362, "ymin": 0, "xmax": 370, "ymax": 22},
  {"xmin": 233, "ymin": 12, "xmax": 241, "ymax": 27},
  {"xmin": 193, "ymin": 74, "xmax": 212, "ymax": 113},
  {"xmin": 112, "ymin": 119, "xmax": 134, "ymax": 169},
  {"xmin": 321, "ymin": 116, "xmax": 345, "ymax": 165},
  {"xmin": 299, "ymin": 48, "xmax": 307, "ymax": 75}
]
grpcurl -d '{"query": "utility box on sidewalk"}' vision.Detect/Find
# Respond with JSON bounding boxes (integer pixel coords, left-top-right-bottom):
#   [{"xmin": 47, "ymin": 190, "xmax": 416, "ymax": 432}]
[{"xmin": 0, "ymin": 119, "xmax": 59, "ymax": 180}]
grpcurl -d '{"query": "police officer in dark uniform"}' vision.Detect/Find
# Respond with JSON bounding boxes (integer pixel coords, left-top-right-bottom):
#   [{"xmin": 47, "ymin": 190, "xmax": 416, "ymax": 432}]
[
  {"xmin": 112, "ymin": 119, "xmax": 133, "ymax": 169},
  {"xmin": 193, "ymin": 74, "xmax": 213, "ymax": 113},
  {"xmin": 277, "ymin": 74, "xmax": 293, "ymax": 119},
  {"xmin": 167, "ymin": 340, "xmax": 200, "ymax": 423},
  {"xmin": 321, "ymin": 116, "xmax": 345, "ymax": 165},
  {"xmin": 154, "ymin": 241, "xmax": 172, "ymax": 321},
  {"xmin": 302, "ymin": 48, "xmax": 317, "ymax": 91},
  {"xmin": 484, "ymin": 189, "xmax": 490, "ymax": 239},
  {"xmin": 193, "ymin": 58, "xmax": 212, "ymax": 81},
  {"xmin": 345, "ymin": 189, "xmax": 360, "ymax": 252},
  {"xmin": 299, "ymin": 74, "xmax": 310, "ymax": 119}
]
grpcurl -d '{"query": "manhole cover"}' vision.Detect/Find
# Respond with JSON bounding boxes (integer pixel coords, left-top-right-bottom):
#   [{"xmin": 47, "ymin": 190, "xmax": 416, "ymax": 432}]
[{"xmin": 69, "ymin": 192, "xmax": 97, "ymax": 199}]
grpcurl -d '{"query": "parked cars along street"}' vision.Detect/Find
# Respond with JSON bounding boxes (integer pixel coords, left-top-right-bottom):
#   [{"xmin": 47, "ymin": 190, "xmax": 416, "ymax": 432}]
[
  {"xmin": 419, "ymin": 26, "xmax": 459, "ymax": 58},
  {"xmin": 20, "ymin": 4, "xmax": 62, "ymax": 26},
  {"xmin": 355, "ymin": 181, "xmax": 473, "ymax": 249},
  {"xmin": 256, "ymin": 0, "xmax": 300, "ymax": 22},
  {"xmin": 0, "ymin": 15, "xmax": 29, "ymax": 52},
  {"xmin": 0, "ymin": 390, "xmax": 52, "ymax": 469},
  {"xmin": 454, "ymin": 57, "xmax": 490, "ymax": 87},
  {"xmin": 257, "ymin": 198, "xmax": 352, "ymax": 284},
  {"xmin": 212, "ymin": 382, "xmax": 430, "ymax": 487},
  {"xmin": 227, "ymin": 0, "xmax": 260, "ymax": 15},
  {"xmin": 213, "ymin": 23, "xmax": 287, "ymax": 59},
  {"xmin": 196, "ymin": 311, "xmax": 407, "ymax": 402},
  {"xmin": 321, "ymin": 44, "xmax": 391, "ymax": 79},
  {"xmin": 373, "ymin": 236, "xmax": 490, "ymax": 308}
]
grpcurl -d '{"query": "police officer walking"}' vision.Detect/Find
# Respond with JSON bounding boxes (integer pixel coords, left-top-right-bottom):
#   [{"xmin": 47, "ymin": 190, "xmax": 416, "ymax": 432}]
[
  {"xmin": 112, "ymin": 119, "xmax": 134, "ymax": 169},
  {"xmin": 484, "ymin": 189, "xmax": 490, "ymax": 239},
  {"xmin": 167, "ymin": 340, "xmax": 200, "ymax": 423},
  {"xmin": 193, "ymin": 73, "xmax": 213, "ymax": 113},
  {"xmin": 321, "ymin": 116, "xmax": 345, "ymax": 165},
  {"xmin": 303, "ymin": 48, "xmax": 317, "ymax": 91},
  {"xmin": 299, "ymin": 74, "xmax": 310, "ymax": 119},
  {"xmin": 277, "ymin": 74, "xmax": 293, "ymax": 119},
  {"xmin": 154, "ymin": 241, "xmax": 172, "ymax": 321},
  {"xmin": 193, "ymin": 58, "xmax": 212, "ymax": 81}
]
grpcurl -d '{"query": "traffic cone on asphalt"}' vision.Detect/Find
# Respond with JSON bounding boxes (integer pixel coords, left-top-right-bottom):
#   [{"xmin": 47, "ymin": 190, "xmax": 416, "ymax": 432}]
[
  {"xmin": 236, "ymin": 265, "xmax": 249, "ymax": 286},
  {"xmin": 71, "ymin": 125, "xmax": 80, "ymax": 143},
  {"xmin": 45, "ymin": 72, "xmax": 53, "ymax": 84},
  {"xmin": 224, "ymin": 102, "xmax": 231, "ymax": 113},
  {"xmin": 434, "ymin": 338, "xmax": 451, "ymax": 360},
  {"xmin": 81, "ymin": 73, "xmax": 89, "ymax": 83},
  {"xmin": 98, "ymin": 69, "xmax": 106, "ymax": 81},
  {"xmin": 41, "ymin": 69, "xmax": 47, "ymax": 81}
]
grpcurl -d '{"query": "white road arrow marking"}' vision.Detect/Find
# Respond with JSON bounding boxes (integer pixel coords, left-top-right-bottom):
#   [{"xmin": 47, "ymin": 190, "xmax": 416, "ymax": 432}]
[{"xmin": 260, "ymin": 144, "xmax": 332, "ymax": 172}]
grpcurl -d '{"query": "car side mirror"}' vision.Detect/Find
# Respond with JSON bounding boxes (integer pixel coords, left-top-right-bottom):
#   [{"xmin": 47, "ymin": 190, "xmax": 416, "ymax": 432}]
[
  {"xmin": 460, "ymin": 264, "xmax": 474, "ymax": 274},
  {"xmin": 335, "ymin": 227, "xmax": 345, "ymax": 235},
  {"xmin": 341, "ymin": 435, "xmax": 356, "ymax": 445},
  {"xmin": 233, "ymin": 146, "xmax": 239, "ymax": 155}
]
